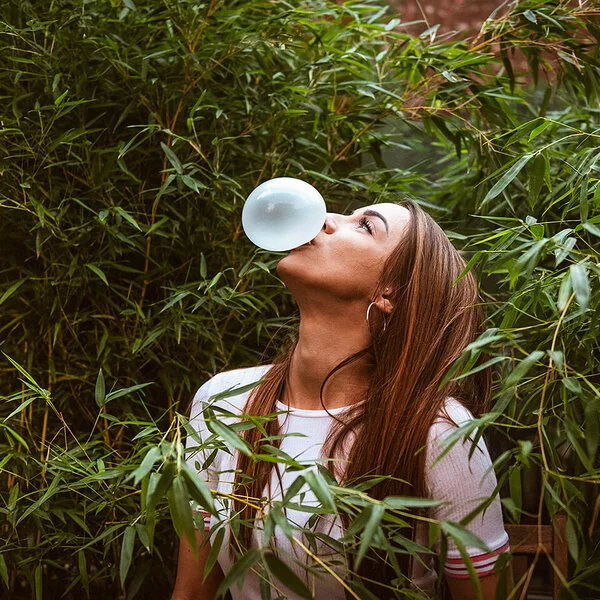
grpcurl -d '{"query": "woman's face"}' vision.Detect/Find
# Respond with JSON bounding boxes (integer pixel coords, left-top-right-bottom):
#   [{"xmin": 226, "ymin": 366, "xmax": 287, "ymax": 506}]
[{"xmin": 277, "ymin": 203, "xmax": 410, "ymax": 303}]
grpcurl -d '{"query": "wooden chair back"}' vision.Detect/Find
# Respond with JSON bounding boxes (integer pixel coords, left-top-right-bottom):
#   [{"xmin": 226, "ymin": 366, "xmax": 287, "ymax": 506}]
[{"xmin": 505, "ymin": 513, "xmax": 568, "ymax": 600}]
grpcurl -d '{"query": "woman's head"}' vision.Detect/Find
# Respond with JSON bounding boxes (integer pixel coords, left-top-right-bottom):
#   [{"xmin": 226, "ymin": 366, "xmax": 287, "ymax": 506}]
[
  {"xmin": 276, "ymin": 202, "xmax": 411, "ymax": 309},
  {"xmin": 277, "ymin": 200, "xmax": 485, "ymax": 374}
]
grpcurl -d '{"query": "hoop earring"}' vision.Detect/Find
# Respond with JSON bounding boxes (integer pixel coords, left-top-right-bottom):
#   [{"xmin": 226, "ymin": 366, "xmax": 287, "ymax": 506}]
[{"xmin": 366, "ymin": 302, "xmax": 387, "ymax": 333}]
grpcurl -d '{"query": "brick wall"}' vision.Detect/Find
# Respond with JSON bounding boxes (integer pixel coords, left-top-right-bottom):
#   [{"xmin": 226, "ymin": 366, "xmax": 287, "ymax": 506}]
[{"xmin": 391, "ymin": 0, "xmax": 506, "ymax": 35}]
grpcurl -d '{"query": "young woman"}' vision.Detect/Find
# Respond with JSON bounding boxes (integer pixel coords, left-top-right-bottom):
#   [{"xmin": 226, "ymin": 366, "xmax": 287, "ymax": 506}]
[{"xmin": 172, "ymin": 200, "xmax": 509, "ymax": 600}]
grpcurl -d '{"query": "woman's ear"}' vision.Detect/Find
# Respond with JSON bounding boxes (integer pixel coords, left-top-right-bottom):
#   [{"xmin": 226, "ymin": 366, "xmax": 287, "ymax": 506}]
[{"xmin": 373, "ymin": 289, "xmax": 394, "ymax": 314}]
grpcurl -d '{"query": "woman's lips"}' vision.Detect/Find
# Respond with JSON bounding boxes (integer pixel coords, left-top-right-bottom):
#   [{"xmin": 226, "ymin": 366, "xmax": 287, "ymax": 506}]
[{"xmin": 290, "ymin": 240, "xmax": 314, "ymax": 251}]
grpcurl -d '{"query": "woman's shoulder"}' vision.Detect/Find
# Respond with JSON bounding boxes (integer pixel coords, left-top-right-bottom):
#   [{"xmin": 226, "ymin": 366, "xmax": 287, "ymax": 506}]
[
  {"xmin": 191, "ymin": 364, "xmax": 273, "ymax": 413},
  {"xmin": 426, "ymin": 397, "xmax": 488, "ymax": 462},
  {"xmin": 434, "ymin": 397, "xmax": 474, "ymax": 426}
]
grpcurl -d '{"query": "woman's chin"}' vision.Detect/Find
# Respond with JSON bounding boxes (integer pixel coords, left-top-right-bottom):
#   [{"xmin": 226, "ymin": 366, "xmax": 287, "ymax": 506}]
[{"xmin": 275, "ymin": 253, "xmax": 299, "ymax": 278}]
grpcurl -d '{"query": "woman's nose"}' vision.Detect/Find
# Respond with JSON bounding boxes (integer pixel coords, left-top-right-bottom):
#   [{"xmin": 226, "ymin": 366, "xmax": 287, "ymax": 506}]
[{"xmin": 322, "ymin": 214, "xmax": 338, "ymax": 234}]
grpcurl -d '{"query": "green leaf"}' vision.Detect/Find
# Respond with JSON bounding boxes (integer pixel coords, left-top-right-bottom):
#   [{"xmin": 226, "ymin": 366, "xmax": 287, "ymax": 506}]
[
  {"xmin": 557, "ymin": 273, "xmax": 572, "ymax": 311},
  {"xmin": 161, "ymin": 141, "xmax": 183, "ymax": 174},
  {"xmin": 565, "ymin": 420, "xmax": 594, "ymax": 472},
  {"xmin": 209, "ymin": 379, "xmax": 265, "ymax": 402},
  {"xmin": 135, "ymin": 523, "xmax": 151, "ymax": 552},
  {"xmin": 428, "ymin": 521, "xmax": 441, "ymax": 549},
  {"xmin": 167, "ymin": 475, "xmax": 195, "ymax": 547},
  {"xmin": 501, "ymin": 498, "xmax": 518, "ymax": 522},
  {"xmin": 200, "ymin": 253, "xmax": 207, "ymax": 278},
  {"xmin": 54, "ymin": 89, "xmax": 69, "ymax": 105},
  {"xmin": 86, "ymin": 264, "xmax": 109, "ymax": 286},
  {"xmin": 206, "ymin": 420, "xmax": 251, "ymax": 456},
  {"xmin": 303, "ymin": 469, "xmax": 336, "ymax": 512},
  {"xmin": 582, "ymin": 222, "xmax": 600, "ymax": 238},
  {"xmin": 78, "ymin": 550, "xmax": 89, "ymax": 598},
  {"xmin": 593, "ymin": 180, "xmax": 600, "ymax": 206},
  {"xmin": 441, "ymin": 521, "xmax": 491, "ymax": 553},
  {"xmin": 529, "ymin": 223, "xmax": 544, "ymax": 240},
  {"xmin": 119, "ymin": 526, "xmax": 136, "ymax": 588},
  {"xmin": 35, "ymin": 563, "xmax": 43, "ymax": 600},
  {"xmin": 1, "ymin": 424, "xmax": 30, "ymax": 452},
  {"xmin": 528, "ymin": 120, "xmax": 549, "ymax": 141},
  {"xmin": 562, "ymin": 377, "xmax": 582, "ymax": 394},
  {"xmin": 0, "ymin": 278, "xmax": 27, "ymax": 307},
  {"xmin": 3, "ymin": 396, "xmax": 37, "ymax": 422},
  {"xmin": 114, "ymin": 206, "xmax": 142, "ymax": 231},
  {"xmin": 355, "ymin": 503, "xmax": 385, "ymax": 568},
  {"xmin": 505, "ymin": 351, "xmax": 544, "ymax": 387},
  {"xmin": 95, "ymin": 369, "xmax": 106, "ymax": 407},
  {"xmin": 105, "ymin": 382, "xmax": 153, "ymax": 403},
  {"xmin": 2, "ymin": 354, "xmax": 41, "ymax": 388},
  {"xmin": 482, "ymin": 154, "xmax": 533, "ymax": 205},
  {"xmin": 528, "ymin": 154, "xmax": 546, "ymax": 208},
  {"xmin": 264, "ymin": 552, "xmax": 313, "ymax": 599},
  {"xmin": 554, "ymin": 237, "xmax": 576, "ymax": 266},
  {"xmin": 0, "ymin": 553, "xmax": 8, "ymax": 587},
  {"xmin": 146, "ymin": 468, "xmax": 174, "ymax": 512},
  {"xmin": 132, "ymin": 446, "xmax": 162, "ymax": 485},
  {"xmin": 7, "ymin": 483, "xmax": 19, "ymax": 511},
  {"xmin": 16, "ymin": 475, "xmax": 62, "ymax": 526},
  {"xmin": 584, "ymin": 398, "xmax": 600, "ymax": 460},
  {"xmin": 565, "ymin": 518, "xmax": 579, "ymax": 563},
  {"xmin": 384, "ymin": 496, "xmax": 444, "ymax": 509},
  {"xmin": 508, "ymin": 469, "xmax": 522, "ymax": 519},
  {"xmin": 216, "ymin": 549, "xmax": 260, "ymax": 597},
  {"xmin": 204, "ymin": 528, "xmax": 225, "ymax": 580},
  {"xmin": 181, "ymin": 462, "xmax": 215, "ymax": 513},
  {"xmin": 547, "ymin": 350, "xmax": 564, "ymax": 375},
  {"xmin": 570, "ymin": 263, "xmax": 590, "ymax": 309},
  {"xmin": 580, "ymin": 176, "xmax": 589, "ymax": 222},
  {"xmin": 453, "ymin": 356, "xmax": 510, "ymax": 382}
]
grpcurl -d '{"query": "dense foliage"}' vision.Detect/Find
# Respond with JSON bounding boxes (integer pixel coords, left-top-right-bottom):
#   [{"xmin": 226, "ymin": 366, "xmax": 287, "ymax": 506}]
[{"xmin": 1, "ymin": 0, "xmax": 599, "ymax": 598}]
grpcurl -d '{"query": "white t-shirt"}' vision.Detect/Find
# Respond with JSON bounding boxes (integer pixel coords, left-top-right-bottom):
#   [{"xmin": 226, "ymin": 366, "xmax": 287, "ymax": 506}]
[{"xmin": 185, "ymin": 365, "xmax": 509, "ymax": 599}]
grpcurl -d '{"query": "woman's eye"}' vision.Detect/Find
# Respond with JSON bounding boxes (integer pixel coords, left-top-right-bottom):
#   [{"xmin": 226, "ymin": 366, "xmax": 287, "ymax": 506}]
[{"xmin": 359, "ymin": 217, "xmax": 374, "ymax": 234}]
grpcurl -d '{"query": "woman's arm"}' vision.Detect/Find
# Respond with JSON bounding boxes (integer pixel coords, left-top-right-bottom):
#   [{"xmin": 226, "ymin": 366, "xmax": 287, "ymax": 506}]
[
  {"xmin": 175, "ymin": 375, "xmax": 224, "ymax": 600},
  {"xmin": 447, "ymin": 571, "xmax": 510, "ymax": 600},
  {"xmin": 171, "ymin": 530, "xmax": 224, "ymax": 600},
  {"xmin": 425, "ymin": 402, "xmax": 511, "ymax": 598}
]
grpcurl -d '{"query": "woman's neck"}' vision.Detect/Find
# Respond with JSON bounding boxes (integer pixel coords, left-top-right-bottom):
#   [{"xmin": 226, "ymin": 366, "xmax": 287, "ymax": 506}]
[{"xmin": 284, "ymin": 308, "xmax": 373, "ymax": 411}]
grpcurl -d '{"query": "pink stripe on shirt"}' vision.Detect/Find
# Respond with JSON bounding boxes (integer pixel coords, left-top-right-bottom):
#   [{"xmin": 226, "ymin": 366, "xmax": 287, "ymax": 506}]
[{"xmin": 444, "ymin": 540, "xmax": 510, "ymax": 579}]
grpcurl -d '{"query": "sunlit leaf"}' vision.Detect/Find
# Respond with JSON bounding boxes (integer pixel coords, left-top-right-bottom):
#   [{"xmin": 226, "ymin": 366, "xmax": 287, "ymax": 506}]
[
  {"xmin": 570, "ymin": 263, "xmax": 590, "ymax": 309},
  {"xmin": 505, "ymin": 351, "xmax": 545, "ymax": 387},
  {"xmin": 86, "ymin": 264, "xmax": 109, "ymax": 286},
  {"xmin": 482, "ymin": 154, "xmax": 533, "ymax": 204}
]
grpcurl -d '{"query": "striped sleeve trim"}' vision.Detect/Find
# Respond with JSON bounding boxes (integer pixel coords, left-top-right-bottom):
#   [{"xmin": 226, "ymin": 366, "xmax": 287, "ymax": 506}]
[
  {"xmin": 444, "ymin": 540, "xmax": 510, "ymax": 579},
  {"xmin": 192, "ymin": 508, "xmax": 212, "ymax": 532}
]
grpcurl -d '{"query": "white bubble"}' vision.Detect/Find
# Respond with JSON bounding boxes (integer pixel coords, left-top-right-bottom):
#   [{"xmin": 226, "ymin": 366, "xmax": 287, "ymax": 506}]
[{"xmin": 242, "ymin": 177, "xmax": 326, "ymax": 251}]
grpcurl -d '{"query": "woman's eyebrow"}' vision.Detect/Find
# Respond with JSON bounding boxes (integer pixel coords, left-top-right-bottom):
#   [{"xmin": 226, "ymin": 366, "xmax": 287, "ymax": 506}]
[{"xmin": 362, "ymin": 209, "xmax": 389, "ymax": 235}]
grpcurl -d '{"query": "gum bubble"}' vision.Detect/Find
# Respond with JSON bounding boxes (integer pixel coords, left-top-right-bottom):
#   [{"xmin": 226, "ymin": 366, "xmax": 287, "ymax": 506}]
[{"xmin": 242, "ymin": 177, "xmax": 326, "ymax": 251}]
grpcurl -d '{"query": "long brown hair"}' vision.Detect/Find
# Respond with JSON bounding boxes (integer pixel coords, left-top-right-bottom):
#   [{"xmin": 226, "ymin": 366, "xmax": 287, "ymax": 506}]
[{"xmin": 231, "ymin": 200, "xmax": 491, "ymax": 589}]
